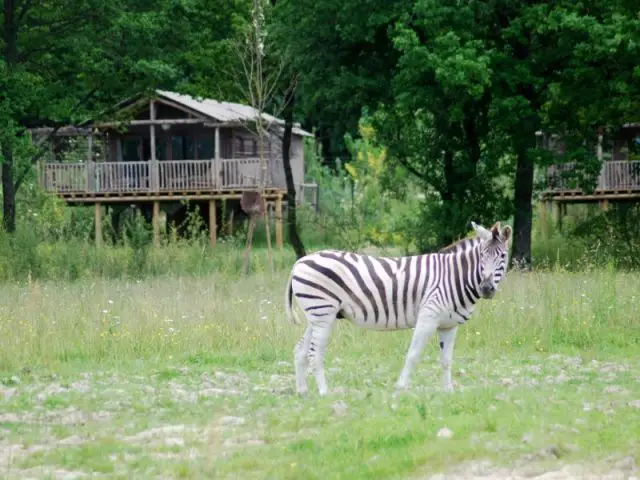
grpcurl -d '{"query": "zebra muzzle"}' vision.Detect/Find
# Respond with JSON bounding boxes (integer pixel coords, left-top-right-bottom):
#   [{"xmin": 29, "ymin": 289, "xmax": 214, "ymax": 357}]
[{"xmin": 479, "ymin": 275, "xmax": 497, "ymax": 299}]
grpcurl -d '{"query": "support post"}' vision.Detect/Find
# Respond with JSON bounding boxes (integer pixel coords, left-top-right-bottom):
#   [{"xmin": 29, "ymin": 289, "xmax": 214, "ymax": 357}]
[
  {"xmin": 95, "ymin": 203, "xmax": 102, "ymax": 247},
  {"xmin": 538, "ymin": 200, "xmax": 549, "ymax": 240},
  {"xmin": 552, "ymin": 201, "xmax": 562, "ymax": 233},
  {"xmin": 214, "ymin": 126, "xmax": 220, "ymax": 187},
  {"xmin": 150, "ymin": 101, "xmax": 158, "ymax": 191},
  {"xmin": 153, "ymin": 201, "xmax": 160, "ymax": 246},
  {"xmin": 275, "ymin": 193, "xmax": 283, "ymax": 250},
  {"xmin": 228, "ymin": 209, "xmax": 234, "ymax": 236},
  {"xmin": 209, "ymin": 199, "xmax": 217, "ymax": 246},
  {"xmin": 600, "ymin": 198, "xmax": 610, "ymax": 211},
  {"xmin": 597, "ymin": 127, "xmax": 604, "ymax": 161},
  {"xmin": 86, "ymin": 133, "xmax": 93, "ymax": 192}
]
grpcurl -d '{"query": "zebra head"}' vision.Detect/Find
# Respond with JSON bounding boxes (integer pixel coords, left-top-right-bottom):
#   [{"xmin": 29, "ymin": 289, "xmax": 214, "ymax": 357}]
[{"xmin": 471, "ymin": 221, "xmax": 512, "ymax": 299}]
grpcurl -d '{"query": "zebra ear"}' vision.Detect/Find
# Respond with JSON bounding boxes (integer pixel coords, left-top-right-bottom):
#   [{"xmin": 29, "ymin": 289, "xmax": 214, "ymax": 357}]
[
  {"xmin": 491, "ymin": 222, "xmax": 501, "ymax": 240},
  {"xmin": 501, "ymin": 225, "xmax": 512, "ymax": 242},
  {"xmin": 471, "ymin": 221, "xmax": 492, "ymax": 240}
]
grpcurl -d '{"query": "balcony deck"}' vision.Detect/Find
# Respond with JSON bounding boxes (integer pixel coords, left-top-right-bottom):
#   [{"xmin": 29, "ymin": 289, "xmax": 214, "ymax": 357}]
[
  {"xmin": 42, "ymin": 158, "xmax": 286, "ymax": 203},
  {"xmin": 543, "ymin": 160, "xmax": 640, "ymax": 201}
]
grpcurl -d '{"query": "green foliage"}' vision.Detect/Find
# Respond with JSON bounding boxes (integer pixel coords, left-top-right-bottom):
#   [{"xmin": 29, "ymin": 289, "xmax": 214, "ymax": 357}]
[
  {"xmin": 272, "ymin": 0, "xmax": 410, "ymax": 161},
  {"xmin": 296, "ymin": 121, "xmax": 422, "ymax": 253},
  {"xmin": 536, "ymin": 205, "xmax": 640, "ymax": 271},
  {"xmin": 1, "ymin": 0, "xmax": 251, "ymax": 231}
]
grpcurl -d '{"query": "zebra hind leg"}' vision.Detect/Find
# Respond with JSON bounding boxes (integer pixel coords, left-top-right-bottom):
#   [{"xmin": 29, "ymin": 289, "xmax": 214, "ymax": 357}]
[
  {"xmin": 294, "ymin": 326, "xmax": 313, "ymax": 396},
  {"xmin": 308, "ymin": 316, "xmax": 336, "ymax": 396}
]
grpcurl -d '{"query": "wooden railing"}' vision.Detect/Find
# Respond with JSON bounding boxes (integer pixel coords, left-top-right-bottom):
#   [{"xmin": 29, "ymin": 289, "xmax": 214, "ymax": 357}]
[
  {"xmin": 546, "ymin": 161, "xmax": 640, "ymax": 192},
  {"xmin": 42, "ymin": 158, "xmax": 279, "ymax": 194}
]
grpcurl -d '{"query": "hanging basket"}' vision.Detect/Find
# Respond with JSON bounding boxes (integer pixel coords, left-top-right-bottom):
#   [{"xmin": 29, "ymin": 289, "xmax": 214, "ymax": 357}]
[{"xmin": 241, "ymin": 191, "xmax": 264, "ymax": 215}]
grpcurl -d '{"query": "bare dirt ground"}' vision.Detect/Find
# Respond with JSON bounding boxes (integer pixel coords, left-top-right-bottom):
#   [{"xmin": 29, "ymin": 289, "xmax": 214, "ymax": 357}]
[
  {"xmin": 424, "ymin": 456, "xmax": 637, "ymax": 480},
  {"xmin": 1, "ymin": 353, "xmax": 639, "ymax": 479}
]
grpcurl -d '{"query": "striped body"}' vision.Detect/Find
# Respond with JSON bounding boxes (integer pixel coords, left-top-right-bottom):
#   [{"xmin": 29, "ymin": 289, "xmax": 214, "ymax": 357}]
[
  {"xmin": 285, "ymin": 221, "xmax": 511, "ymax": 397},
  {"xmin": 290, "ymin": 246, "xmax": 483, "ymax": 331}
]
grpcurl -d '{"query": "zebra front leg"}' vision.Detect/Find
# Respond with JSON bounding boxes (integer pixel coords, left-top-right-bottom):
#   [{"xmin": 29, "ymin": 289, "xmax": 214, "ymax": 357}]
[
  {"xmin": 294, "ymin": 326, "xmax": 313, "ymax": 396},
  {"xmin": 438, "ymin": 326, "xmax": 458, "ymax": 393},
  {"xmin": 395, "ymin": 316, "xmax": 438, "ymax": 392},
  {"xmin": 309, "ymin": 318, "xmax": 335, "ymax": 396}
]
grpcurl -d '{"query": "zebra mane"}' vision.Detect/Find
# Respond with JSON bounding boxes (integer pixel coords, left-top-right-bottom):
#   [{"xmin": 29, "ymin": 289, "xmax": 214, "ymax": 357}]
[{"xmin": 438, "ymin": 236, "xmax": 480, "ymax": 254}]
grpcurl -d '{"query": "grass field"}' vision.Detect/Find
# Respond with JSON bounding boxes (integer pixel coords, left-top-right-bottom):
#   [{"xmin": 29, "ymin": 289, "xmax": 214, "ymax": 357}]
[{"xmin": 0, "ymin": 258, "xmax": 639, "ymax": 479}]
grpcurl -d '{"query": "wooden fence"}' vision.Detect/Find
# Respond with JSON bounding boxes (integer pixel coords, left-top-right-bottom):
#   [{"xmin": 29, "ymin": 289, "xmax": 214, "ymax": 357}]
[
  {"xmin": 546, "ymin": 161, "xmax": 640, "ymax": 192},
  {"xmin": 42, "ymin": 158, "xmax": 278, "ymax": 194}
]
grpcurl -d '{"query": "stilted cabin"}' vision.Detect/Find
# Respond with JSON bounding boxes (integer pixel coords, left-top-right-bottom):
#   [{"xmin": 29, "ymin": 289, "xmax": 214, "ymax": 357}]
[
  {"xmin": 31, "ymin": 90, "xmax": 318, "ymax": 246},
  {"xmin": 539, "ymin": 124, "xmax": 640, "ymax": 231}
]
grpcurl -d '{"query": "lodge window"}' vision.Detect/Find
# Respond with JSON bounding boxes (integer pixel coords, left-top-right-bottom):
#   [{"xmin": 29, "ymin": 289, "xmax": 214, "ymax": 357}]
[{"xmin": 234, "ymin": 136, "xmax": 258, "ymax": 156}]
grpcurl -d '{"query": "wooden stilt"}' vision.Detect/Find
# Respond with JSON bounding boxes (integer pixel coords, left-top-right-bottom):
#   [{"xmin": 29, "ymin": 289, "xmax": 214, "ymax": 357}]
[
  {"xmin": 539, "ymin": 200, "xmax": 549, "ymax": 240},
  {"xmin": 243, "ymin": 215, "xmax": 257, "ymax": 275},
  {"xmin": 552, "ymin": 201, "xmax": 562, "ymax": 233},
  {"xmin": 228, "ymin": 209, "xmax": 234, "ymax": 236},
  {"xmin": 262, "ymin": 197, "xmax": 274, "ymax": 272},
  {"xmin": 275, "ymin": 194, "xmax": 283, "ymax": 250},
  {"xmin": 600, "ymin": 198, "xmax": 610, "ymax": 211},
  {"xmin": 209, "ymin": 199, "xmax": 217, "ymax": 246},
  {"xmin": 153, "ymin": 201, "xmax": 160, "ymax": 246},
  {"xmin": 95, "ymin": 203, "xmax": 102, "ymax": 247}
]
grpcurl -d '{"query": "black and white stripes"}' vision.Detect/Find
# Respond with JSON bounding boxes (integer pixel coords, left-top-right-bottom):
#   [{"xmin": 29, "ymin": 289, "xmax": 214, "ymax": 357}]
[{"xmin": 285, "ymin": 221, "xmax": 512, "ymax": 396}]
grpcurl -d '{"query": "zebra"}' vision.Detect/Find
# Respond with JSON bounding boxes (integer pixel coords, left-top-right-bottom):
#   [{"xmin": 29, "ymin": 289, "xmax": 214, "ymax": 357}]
[{"xmin": 284, "ymin": 221, "xmax": 512, "ymax": 396}]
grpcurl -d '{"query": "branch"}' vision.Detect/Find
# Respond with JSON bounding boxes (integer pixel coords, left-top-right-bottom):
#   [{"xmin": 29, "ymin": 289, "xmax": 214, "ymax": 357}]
[
  {"xmin": 395, "ymin": 156, "xmax": 428, "ymax": 181},
  {"xmin": 14, "ymin": 88, "xmax": 98, "ymax": 191},
  {"xmin": 16, "ymin": 0, "xmax": 35, "ymax": 26}
]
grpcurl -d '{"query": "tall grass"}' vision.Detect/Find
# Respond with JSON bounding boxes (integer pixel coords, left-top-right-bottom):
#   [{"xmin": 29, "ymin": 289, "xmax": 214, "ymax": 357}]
[{"xmin": 1, "ymin": 266, "xmax": 637, "ymax": 373}]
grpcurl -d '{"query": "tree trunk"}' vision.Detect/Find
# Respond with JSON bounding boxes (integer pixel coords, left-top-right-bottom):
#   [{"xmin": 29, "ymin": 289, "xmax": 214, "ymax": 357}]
[
  {"xmin": 282, "ymin": 89, "xmax": 307, "ymax": 259},
  {"xmin": 511, "ymin": 146, "xmax": 534, "ymax": 269},
  {"xmin": 440, "ymin": 150, "xmax": 456, "ymax": 247},
  {"xmin": 1, "ymin": 144, "xmax": 16, "ymax": 233},
  {"xmin": 3, "ymin": 0, "xmax": 17, "ymax": 233}
]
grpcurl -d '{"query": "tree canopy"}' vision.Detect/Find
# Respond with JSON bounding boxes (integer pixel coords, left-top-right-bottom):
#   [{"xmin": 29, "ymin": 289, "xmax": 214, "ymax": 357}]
[{"xmin": 2, "ymin": 0, "xmax": 640, "ymax": 263}]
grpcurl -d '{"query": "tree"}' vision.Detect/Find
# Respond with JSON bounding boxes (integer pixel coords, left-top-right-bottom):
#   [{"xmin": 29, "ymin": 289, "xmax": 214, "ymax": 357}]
[
  {"xmin": 268, "ymin": 0, "xmax": 307, "ymax": 259},
  {"xmin": 280, "ymin": 86, "xmax": 307, "ymax": 259},
  {"xmin": 1, "ymin": 0, "xmax": 248, "ymax": 233},
  {"xmin": 272, "ymin": 0, "xmax": 410, "ymax": 166},
  {"xmin": 373, "ymin": 7, "xmax": 510, "ymax": 249},
  {"xmin": 251, "ymin": 0, "xmax": 640, "ymax": 260},
  {"xmin": 488, "ymin": 1, "xmax": 640, "ymax": 266}
]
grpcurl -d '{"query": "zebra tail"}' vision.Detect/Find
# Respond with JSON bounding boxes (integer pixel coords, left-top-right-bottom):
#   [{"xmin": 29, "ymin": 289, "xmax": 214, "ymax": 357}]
[{"xmin": 285, "ymin": 270, "xmax": 301, "ymax": 325}]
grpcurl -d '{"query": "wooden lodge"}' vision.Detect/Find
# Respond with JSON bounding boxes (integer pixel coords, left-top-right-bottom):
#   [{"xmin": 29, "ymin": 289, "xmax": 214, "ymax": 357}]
[
  {"xmin": 31, "ymin": 90, "xmax": 317, "ymax": 246},
  {"xmin": 538, "ymin": 124, "xmax": 640, "ymax": 233},
  {"xmin": 540, "ymin": 124, "xmax": 640, "ymax": 202}
]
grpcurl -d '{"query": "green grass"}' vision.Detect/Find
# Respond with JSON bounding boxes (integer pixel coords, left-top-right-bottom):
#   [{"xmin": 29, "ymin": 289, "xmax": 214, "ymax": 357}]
[{"xmin": 0, "ymin": 262, "xmax": 639, "ymax": 479}]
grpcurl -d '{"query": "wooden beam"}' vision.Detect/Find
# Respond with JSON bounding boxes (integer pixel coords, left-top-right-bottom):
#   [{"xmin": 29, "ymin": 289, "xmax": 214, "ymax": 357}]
[
  {"xmin": 54, "ymin": 189, "xmax": 287, "ymax": 204},
  {"xmin": 153, "ymin": 201, "xmax": 160, "ymax": 246},
  {"xmin": 205, "ymin": 121, "xmax": 246, "ymax": 129},
  {"xmin": 543, "ymin": 193, "xmax": 640, "ymax": 202},
  {"xmin": 209, "ymin": 199, "xmax": 217, "ymax": 246},
  {"xmin": 95, "ymin": 203, "xmax": 102, "ymax": 247},
  {"xmin": 96, "ymin": 118, "xmax": 206, "ymax": 128},
  {"xmin": 275, "ymin": 194, "xmax": 283, "ymax": 250}
]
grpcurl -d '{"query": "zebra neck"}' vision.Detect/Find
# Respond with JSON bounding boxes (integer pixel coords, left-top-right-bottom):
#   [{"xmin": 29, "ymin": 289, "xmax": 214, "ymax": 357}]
[{"xmin": 461, "ymin": 247, "xmax": 483, "ymax": 306}]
